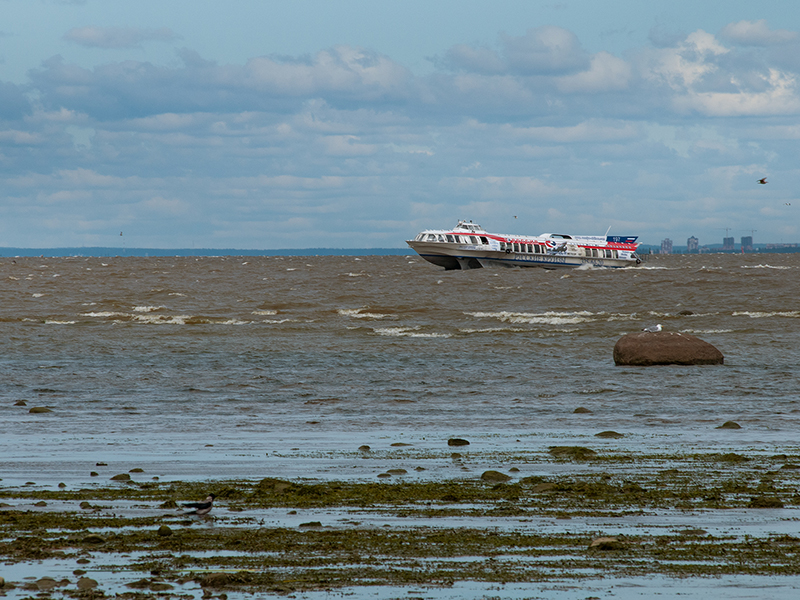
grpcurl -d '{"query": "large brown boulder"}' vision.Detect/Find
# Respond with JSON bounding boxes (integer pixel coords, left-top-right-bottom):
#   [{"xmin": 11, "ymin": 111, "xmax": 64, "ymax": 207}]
[{"xmin": 614, "ymin": 331, "xmax": 723, "ymax": 366}]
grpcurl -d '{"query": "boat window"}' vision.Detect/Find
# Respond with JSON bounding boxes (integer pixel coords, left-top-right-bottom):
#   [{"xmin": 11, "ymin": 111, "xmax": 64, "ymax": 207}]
[
  {"xmin": 446, "ymin": 234, "xmax": 454, "ymax": 243},
  {"xmin": 613, "ymin": 250, "xmax": 618, "ymax": 258},
  {"xmin": 480, "ymin": 236, "xmax": 488, "ymax": 244},
  {"xmin": 605, "ymin": 249, "xmax": 612, "ymax": 258},
  {"xmin": 470, "ymin": 236, "xmax": 478, "ymax": 244},
  {"xmin": 513, "ymin": 243, "xmax": 519, "ymax": 253},
  {"xmin": 437, "ymin": 235, "xmax": 444, "ymax": 242},
  {"xmin": 526, "ymin": 244, "xmax": 532, "ymax": 253}
]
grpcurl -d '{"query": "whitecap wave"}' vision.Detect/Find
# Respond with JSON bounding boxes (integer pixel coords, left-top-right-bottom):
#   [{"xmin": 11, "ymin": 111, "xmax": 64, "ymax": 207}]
[
  {"xmin": 373, "ymin": 326, "xmax": 450, "ymax": 338},
  {"xmin": 338, "ymin": 308, "xmax": 392, "ymax": 320},
  {"xmin": 466, "ymin": 310, "xmax": 595, "ymax": 325},
  {"xmin": 733, "ymin": 311, "xmax": 800, "ymax": 319},
  {"xmin": 741, "ymin": 264, "xmax": 792, "ymax": 270}
]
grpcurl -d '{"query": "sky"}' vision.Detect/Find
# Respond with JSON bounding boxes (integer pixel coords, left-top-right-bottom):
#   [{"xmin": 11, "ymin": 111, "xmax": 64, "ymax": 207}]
[{"xmin": 1, "ymin": 0, "xmax": 799, "ymax": 249}]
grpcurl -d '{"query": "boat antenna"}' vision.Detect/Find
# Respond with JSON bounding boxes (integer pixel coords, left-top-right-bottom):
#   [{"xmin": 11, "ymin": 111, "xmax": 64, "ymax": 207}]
[{"xmin": 604, "ymin": 226, "xmax": 612, "ymax": 237}]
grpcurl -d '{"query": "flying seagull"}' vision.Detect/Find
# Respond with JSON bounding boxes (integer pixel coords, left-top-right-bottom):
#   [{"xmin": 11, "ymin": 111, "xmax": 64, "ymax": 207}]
[
  {"xmin": 757, "ymin": 177, "xmax": 768, "ymax": 184},
  {"xmin": 183, "ymin": 493, "xmax": 215, "ymax": 516},
  {"xmin": 642, "ymin": 324, "xmax": 662, "ymax": 333}
]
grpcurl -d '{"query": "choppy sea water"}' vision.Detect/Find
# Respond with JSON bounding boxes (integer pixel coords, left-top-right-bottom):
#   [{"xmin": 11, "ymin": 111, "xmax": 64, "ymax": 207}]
[
  {"xmin": 1, "ymin": 253, "xmax": 799, "ymax": 481},
  {"xmin": 2, "ymin": 253, "xmax": 800, "ymax": 598}
]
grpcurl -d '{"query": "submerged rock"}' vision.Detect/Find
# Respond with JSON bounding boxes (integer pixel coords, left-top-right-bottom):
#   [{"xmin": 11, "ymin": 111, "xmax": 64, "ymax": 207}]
[
  {"xmin": 28, "ymin": 407, "xmax": 52, "ymax": 414},
  {"xmin": 614, "ymin": 331, "xmax": 723, "ymax": 366},
  {"xmin": 481, "ymin": 470, "xmax": 511, "ymax": 482},
  {"xmin": 77, "ymin": 577, "xmax": 98, "ymax": 590},
  {"xmin": 157, "ymin": 525, "xmax": 173, "ymax": 537},
  {"xmin": 589, "ymin": 536, "xmax": 625, "ymax": 551},
  {"xmin": 447, "ymin": 438, "xmax": 470, "ymax": 446},
  {"xmin": 573, "ymin": 407, "xmax": 592, "ymax": 414},
  {"xmin": 595, "ymin": 431, "xmax": 624, "ymax": 439},
  {"xmin": 549, "ymin": 446, "xmax": 597, "ymax": 461},
  {"xmin": 110, "ymin": 473, "xmax": 131, "ymax": 481},
  {"xmin": 717, "ymin": 421, "xmax": 742, "ymax": 429}
]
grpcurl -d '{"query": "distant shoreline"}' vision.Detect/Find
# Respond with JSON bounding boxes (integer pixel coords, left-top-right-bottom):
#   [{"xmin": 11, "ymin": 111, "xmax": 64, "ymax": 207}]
[{"xmin": 0, "ymin": 247, "xmax": 415, "ymax": 258}]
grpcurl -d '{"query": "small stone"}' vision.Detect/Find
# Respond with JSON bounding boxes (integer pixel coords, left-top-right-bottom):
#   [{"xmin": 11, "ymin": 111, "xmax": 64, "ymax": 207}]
[
  {"xmin": 299, "ymin": 521, "xmax": 322, "ymax": 528},
  {"xmin": 358, "ymin": 445, "xmax": 371, "ymax": 452},
  {"xmin": 717, "ymin": 421, "xmax": 742, "ymax": 429},
  {"xmin": 549, "ymin": 446, "xmax": 598, "ymax": 460},
  {"xmin": 77, "ymin": 577, "xmax": 98, "ymax": 590},
  {"xmin": 509, "ymin": 467, "xmax": 520, "ymax": 472},
  {"xmin": 531, "ymin": 482, "xmax": 556, "ymax": 493},
  {"xmin": 58, "ymin": 482, "xmax": 66, "ymax": 488},
  {"xmin": 391, "ymin": 442, "xmax": 412, "ymax": 447},
  {"xmin": 76, "ymin": 557, "xmax": 91, "ymax": 564},
  {"xmin": 36, "ymin": 577, "xmax": 58, "ymax": 591},
  {"xmin": 96, "ymin": 462, "xmax": 107, "ymax": 466},
  {"xmin": 14, "ymin": 399, "xmax": 27, "ymax": 406},
  {"xmin": 387, "ymin": 468, "xmax": 407, "ymax": 475},
  {"xmin": 29, "ymin": 407, "xmax": 52, "ymax": 413},
  {"xmin": 589, "ymin": 536, "xmax": 624, "ymax": 550},
  {"xmin": 34, "ymin": 501, "xmax": 47, "ymax": 507},
  {"xmin": 481, "ymin": 470, "xmax": 511, "ymax": 482},
  {"xmin": 447, "ymin": 438, "xmax": 470, "ymax": 446},
  {"xmin": 82, "ymin": 534, "xmax": 105, "ymax": 544},
  {"xmin": 157, "ymin": 525, "xmax": 173, "ymax": 537},
  {"xmin": 80, "ymin": 501, "xmax": 93, "ymax": 509},
  {"xmin": 160, "ymin": 499, "xmax": 178, "ymax": 509},
  {"xmin": 450, "ymin": 453, "xmax": 462, "ymax": 459},
  {"xmin": 110, "ymin": 473, "xmax": 131, "ymax": 481},
  {"xmin": 73, "ymin": 569, "xmax": 87, "ymax": 576},
  {"xmin": 749, "ymin": 495, "xmax": 784, "ymax": 509},
  {"xmin": 90, "ymin": 471, "xmax": 99, "ymax": 477},
  {"xmin": 595, "ymin": 431, "xmax": 624, "ymax": 439},
  {"xmin": 573, "ymin": 407, "xmax": 592, "ymax": 414},
  {"xmin": 678, "ymin": 310, "xmax": 694, "ymax": 315},
  {"xmin": 377, "ymin": 473, "xmax": 391, "ymax": 478},
  {"xmin": 129, "ymin": 468, "xmax": 144, "ymax": 473},
  {"xmin": 415, "ymin": 466, "xmax": 426, "ymax": 471}
]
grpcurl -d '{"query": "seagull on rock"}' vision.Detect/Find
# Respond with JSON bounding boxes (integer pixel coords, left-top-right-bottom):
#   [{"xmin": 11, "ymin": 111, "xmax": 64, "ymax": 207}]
[
  {"xmin": 642, "ymin": 324, "xmax": 662, "ymax": 333},
  {"xmin": 183, "ymin": 493, "xmax": 215, "ymax": 516}
]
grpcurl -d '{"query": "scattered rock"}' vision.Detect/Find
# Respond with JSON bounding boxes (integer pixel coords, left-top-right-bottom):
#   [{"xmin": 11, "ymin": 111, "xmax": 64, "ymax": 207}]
[
  {"xmin": 58, "ymin": 482, "xmax": 66, "ymax": 488},
  {"xmin": 390, "ymin": 442, "xmax": 412, "ymax": 447},
  {"xmin": 35, "ymin": 577, "xmax": 58, "ymax": 591},
  {"xmin": 717, "ymin": 421, "xmax": 742, "ymax": 429},
  {"xmin": 129, "ymin": 468, "xmax": 144, "ymax": 473},
  {"xmin": 450, "ymin": 453, "xmax": 462, "ymax": 459},
  {"xmin": 614, "ymin": 331, "xmax": 724, "ymax": 366},
  {"xmin": 678, "ymin": 310, "xmax": 694, "ymax": 315},
  {"xmin": 73, "ymin": 569, "xmax": 86, "ymax": 576},
  {"xmin": 509, "ymin": 467, "xmax": 520, "ymax": 472},
  {"xmin": 160, "ymin": 499, "xmax": 178, "ymax": 509},
  {"xmin": 377, "ymin": 473, "xmax": 391, "ymax": 478},
  {"xmin": 110, "ymin": 473, "xmax": 131, "ymax": 481},
  {"xmin": 28, "ymin": 407, "xmax": 52, "ymax": 413},
  {"xmin": 96, "ymin": 462, "xmax": 107, "ymax": 466},
  {"xmin": 447, "ymin": 438, "xmax": 470, "ymax": 447},
  {"xmin": 358, "ymin": 445, "xmax": 371, "ymax": 452},
  {"xmin": 415, "ymin": 466, "xmax": 426, "ymax": 471},
  {"xmin": 90, "ymin": 472, "xmax": 99, "ymax": 477},
  {"xmin": 80, "ymin": 501, "xmax": 93, "ymax": 510},
  {"xmin": 157, "ymin": 525, "xmax": 173, "ymax": 537},
  {"xmin": 549, "ymin": 446, "xmax": 598, "ymax": 461},
  {"xmin": 76, "ymin": 558, "xmax": 91, "ymax": 564},
  {"xmin": 573, "ymin": 407, "xmax": 592, "ymax": 414},
  {"xmin": 749, "ymin": 496, "xmax": 784, "ymax": 509},
  {"xmin": 299, "ymin": 521, "xmax": 322, "ymax": 528},
  {"xmin": 531, "ymin": 482, "xmax": 556, "ymax": 493},
  {"xmin": 82, "ymin": 534, "xmax": 105, "ymax": 544},
  {"xmin": 14, "ymin": 400, "xmax": 27, "ymax": 406},
  {"xmin": 595, "ymin": 431, "xmax": 624, "ymax": 439},
  {"xmin": 150, "ymin": 582, "xmax": 173, "ymax": 591},
  {"xmin": 589, "ymin": 536, "xmax": 625, "ymax": 551},
  {"xmin": 33, "ymin": 501, "xmax": 47, "ymax": 507},
  {"xmin": 77, "ymin": 577, "xmax": 98, "ymax": 590},
  {"xmin": 716, "ymin": 452, "xmax": 749, "ymax": 463},
  {"xmin": 481, "ymin": 470, "xmax": 511, "ymax": 482},
  {"xmin": 386, "ymin": 469, "xmax": 407, "ymax": 475}
]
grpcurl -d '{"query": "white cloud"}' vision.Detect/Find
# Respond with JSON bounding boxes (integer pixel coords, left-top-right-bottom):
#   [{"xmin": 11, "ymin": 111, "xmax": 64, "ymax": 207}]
[
  {"xmin": 556, "ymin": 52, "xmax": 631, "ymax": 93},
  {"xmin": 501, "ymin": 26, "xmax": 589, "ymax": 74},
  {"xmin": 720, "ymin": 20, "xmax": 798, "ymax": 46},
  {"xmin": 64, "ymin": 26, "xmax": 180, "ymax": 49}
]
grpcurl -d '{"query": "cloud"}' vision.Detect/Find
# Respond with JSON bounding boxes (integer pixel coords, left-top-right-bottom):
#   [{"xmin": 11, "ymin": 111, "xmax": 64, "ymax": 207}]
[
  {"xmin": 501, "ymin": 26, "xmax": 589, "ymax": 74},
  {"xmin": 720, "ymin": 20, "xmax": 798, "ymax": 46},
  {"xmin": 556, "ymin": 52, "xmax": 631, "ymax": 93},
  {"xmin": 64, "ymin": 26, "xmax": 180, "ymax": 49}
]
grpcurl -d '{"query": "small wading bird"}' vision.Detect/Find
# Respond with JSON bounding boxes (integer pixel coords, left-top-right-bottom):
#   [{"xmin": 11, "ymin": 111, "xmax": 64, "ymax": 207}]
[
  {"xmin": 642, "ymin": 324, "xmax": 662, "ymax": 333},
  {"xmin": 183, "ymin": 493, "xmax": 215, "ymax": 516},
  {"xmin": 758, "ymin": 177, "xmax": 768, "ymax": 184}
]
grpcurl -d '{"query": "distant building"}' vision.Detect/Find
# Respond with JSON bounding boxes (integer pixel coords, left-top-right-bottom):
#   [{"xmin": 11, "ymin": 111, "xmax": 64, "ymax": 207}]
[
  {"xmin": 722, "ymin": 236, "xmax": 735, "ymax": 251},
  {"xmin": 741, "ymin": 236, "xmax": 753, "ymax": 252},
  {"xmin": 687, "ymin": 236, "xmax": 699, "ymax": 253},
  {"xmin": 660, "ymin": 238, "xmax": 673, "ymax": 254}
]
